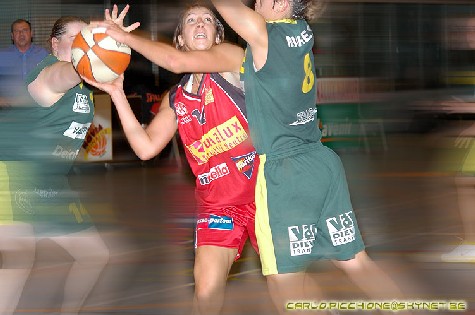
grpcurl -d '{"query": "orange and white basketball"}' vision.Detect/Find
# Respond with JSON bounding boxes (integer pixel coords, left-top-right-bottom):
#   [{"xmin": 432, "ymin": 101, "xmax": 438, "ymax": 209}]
[{"xmin": 71, "ymin": 26, "xmax": 131, "ymax": 83}]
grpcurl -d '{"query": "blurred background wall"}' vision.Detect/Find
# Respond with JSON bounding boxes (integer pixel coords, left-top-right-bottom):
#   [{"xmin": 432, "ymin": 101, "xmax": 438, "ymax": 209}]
[{"xmin": 1, "ymin": 0, "xmax": 475, "ymax": 93}]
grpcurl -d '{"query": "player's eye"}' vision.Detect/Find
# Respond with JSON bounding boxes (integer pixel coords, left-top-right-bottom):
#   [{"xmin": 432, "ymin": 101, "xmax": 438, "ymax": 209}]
[
  {"xmin": 186, "ymin": 17, "xmax": 196, "ymax": 24},
  {"xmin": 204, "ymin": 17, "xmax": 213, "ymax": 23}
]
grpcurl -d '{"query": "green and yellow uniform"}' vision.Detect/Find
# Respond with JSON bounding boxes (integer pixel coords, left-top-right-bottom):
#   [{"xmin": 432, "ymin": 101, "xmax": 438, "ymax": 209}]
[
  {"xmin": 241, "ymin": 20, "xmax": 365, "ymax": 275},
  {"xmin": 0, "ymin": 55, "xmax": 94, "ymax": 235}
]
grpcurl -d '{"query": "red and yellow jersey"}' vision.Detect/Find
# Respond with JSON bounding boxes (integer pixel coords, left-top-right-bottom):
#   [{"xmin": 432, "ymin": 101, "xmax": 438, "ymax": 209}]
[{"xmin": 169, "ymin": 73, "xmax": 259, "ymax": 209}]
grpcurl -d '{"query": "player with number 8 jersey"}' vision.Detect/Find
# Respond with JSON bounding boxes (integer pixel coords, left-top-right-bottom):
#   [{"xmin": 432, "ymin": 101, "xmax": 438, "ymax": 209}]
[{"xmin": 240, "ymin": 18, "xmax": 365, "ymax": 276}]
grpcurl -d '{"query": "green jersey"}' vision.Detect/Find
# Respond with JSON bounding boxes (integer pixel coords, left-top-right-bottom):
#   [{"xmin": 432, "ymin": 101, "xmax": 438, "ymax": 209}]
[
  {"xmin": 240, "ymin": 19, "xmax": 321, "ymax": 157},
  {"xmin": 0, "ymin": 55, "xmax": 94, "ymax": 233},
  {"xmin": 24, "ymin": 54, "xmax": 94, "ymax": 173}
]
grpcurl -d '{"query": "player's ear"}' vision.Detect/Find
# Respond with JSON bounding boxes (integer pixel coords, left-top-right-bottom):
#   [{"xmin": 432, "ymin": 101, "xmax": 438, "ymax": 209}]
[
  {"xmin": 275, "ymin": 0, "xmax": 289, "ymax": 12},
  {"xmin": 51, "ymin": 37, "xmax": 59, "ymax": 56}
]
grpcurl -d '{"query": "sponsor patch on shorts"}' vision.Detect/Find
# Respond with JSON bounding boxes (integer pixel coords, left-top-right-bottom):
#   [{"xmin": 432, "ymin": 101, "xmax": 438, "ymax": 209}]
[
  {"xmin": 288, "ymin": 224, "xmax": 317, "ymax": 256},
  {"xmin": 325, "ymin": 211, "xmax": 356, "ymax": 246},
  {"xmin": 196, "ymin": 214, "xmax": 234, "ymax": 230}
]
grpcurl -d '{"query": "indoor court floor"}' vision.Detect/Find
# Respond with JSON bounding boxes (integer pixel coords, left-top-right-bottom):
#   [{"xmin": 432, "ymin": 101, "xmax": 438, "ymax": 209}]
[{"xmin": 13, "ymin": 132, "xmax": 475, "ymax": 315}]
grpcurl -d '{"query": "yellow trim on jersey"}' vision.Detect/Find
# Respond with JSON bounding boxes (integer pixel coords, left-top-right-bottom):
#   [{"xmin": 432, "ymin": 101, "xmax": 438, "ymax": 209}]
[
  {"xmin": 0, "ymin": 161, "xmax": 13, "ymax": 223},
  {"xmin": 254, "ymin": 154, "xmax": 278, "ymax": 275},
  {"xmin": 267, "ymin": 19, "xmax": 297, "ymax": 24}
]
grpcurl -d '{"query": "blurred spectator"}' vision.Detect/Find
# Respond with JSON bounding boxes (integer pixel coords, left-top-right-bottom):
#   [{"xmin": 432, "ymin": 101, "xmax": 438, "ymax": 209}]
[{"xmin": 0, "ymin": 19, "xmax": 49, "ymax": 106}]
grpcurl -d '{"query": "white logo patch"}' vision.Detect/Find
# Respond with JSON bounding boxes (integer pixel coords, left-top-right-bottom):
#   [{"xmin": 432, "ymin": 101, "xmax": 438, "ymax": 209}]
[
  {"xmin": 326, "ymin": 211, "xmax": 356, "ymax": 246},
  {"xmin": 72, "ymin": 93, "xmax": 90, "ymax": 113},
  {"xmin": 63, "ymin": 122, "xmax": 91, "ymax": 140},
  {"xmin": 288, "ymin": 224, "xmax": 317, "ymax": 256}
]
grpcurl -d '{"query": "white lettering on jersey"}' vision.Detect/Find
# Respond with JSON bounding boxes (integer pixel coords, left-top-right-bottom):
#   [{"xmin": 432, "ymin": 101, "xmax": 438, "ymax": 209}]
[
  {"xmin": 290, "ymin": 108, "xmax": 317, "ymax": 126},
  {"xmin": 52, "ymin": 145, "xmax": 79, "ymax": 160},
  {"xmin": 286, "ymin": 25, "xmax": 313, "ymax": 48},
  {"xmin": 197, "ymin": 163, "xmax": 230, "ymax": 185}
]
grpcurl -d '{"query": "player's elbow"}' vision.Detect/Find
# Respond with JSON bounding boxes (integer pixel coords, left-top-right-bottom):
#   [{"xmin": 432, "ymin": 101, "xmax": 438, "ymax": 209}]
[
  {"xmin": 135, "ymin": 151, "xmax": 156, "ymax": 161},
  {"xmin": 134, "ymin": 144, "xmax": 163, "ymax": 161}
]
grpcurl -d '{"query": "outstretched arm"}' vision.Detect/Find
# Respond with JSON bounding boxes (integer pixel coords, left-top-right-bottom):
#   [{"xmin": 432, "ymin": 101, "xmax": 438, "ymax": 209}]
[
  {"xmin": 84, "ymin": 75, "xmax": 177, "ymax": 161},
  {"xmin": 91, "ymin": 4, "xmax": 244, "ymax": 74}
]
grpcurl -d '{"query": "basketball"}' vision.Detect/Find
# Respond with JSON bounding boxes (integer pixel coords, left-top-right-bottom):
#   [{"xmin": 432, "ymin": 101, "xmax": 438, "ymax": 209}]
[{"xmin": 71, "ymin": 26, "xmax": 131, "ymax": 83}]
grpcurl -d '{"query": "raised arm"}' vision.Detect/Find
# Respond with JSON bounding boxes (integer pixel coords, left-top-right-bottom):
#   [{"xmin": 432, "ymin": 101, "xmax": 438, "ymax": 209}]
[
  {"xmin": 90, "ymin": 17, "xmax": 243, "ymax": 74},
  {"xmin": 83, "ymin": 75, "xmax": 177, "ymax": 161},
  {"xmin": 210, "ymin": 0, "xmax": 269, "ymax": 70}
]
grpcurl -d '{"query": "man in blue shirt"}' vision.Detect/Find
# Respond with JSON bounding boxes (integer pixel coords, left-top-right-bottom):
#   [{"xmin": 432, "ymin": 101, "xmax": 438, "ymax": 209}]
[{"xmin": 0, "ymin": 19, "xmax": 49, "ymax": 106}]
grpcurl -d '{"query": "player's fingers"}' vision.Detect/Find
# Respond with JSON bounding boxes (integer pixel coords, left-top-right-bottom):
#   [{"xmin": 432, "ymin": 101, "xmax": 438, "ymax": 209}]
[
  {"xmin": 111, "ymin": 4, "xmax": 119, "ymax": 20},
  {"xmin": 117, "ymin": 4, "xmax": 130, "ymax": 21},
  {"xmin": 124, "ymin": 22, "xmax": 140, "ymax": 33},
  {"xmin": 104, "ymin": 9, "xmax": 112, "ymax": 21}
]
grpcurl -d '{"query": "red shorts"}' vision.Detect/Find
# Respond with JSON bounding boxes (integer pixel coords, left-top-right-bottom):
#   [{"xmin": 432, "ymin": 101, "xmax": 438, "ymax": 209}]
[{"xmin": 195, "ymin": 202, "xmax": 259, "ymax": 260}]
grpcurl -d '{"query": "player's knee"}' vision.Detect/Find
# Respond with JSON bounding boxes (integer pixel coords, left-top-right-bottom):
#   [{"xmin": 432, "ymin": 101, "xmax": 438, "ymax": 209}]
[
  {"xmin": 195, "ymin": 280, "xmax": 221, "ymax": 303},
  {"xmin": 194, "ymin": 271, "xmax": 227, "ymax": 303}
]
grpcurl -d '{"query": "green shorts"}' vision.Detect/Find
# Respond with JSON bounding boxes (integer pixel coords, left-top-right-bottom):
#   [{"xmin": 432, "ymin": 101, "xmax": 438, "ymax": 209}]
[
  {"xmin": 255, "ymin": 142, "xmax": 365, "ymax": 275},
  {"xmin": 0, "ymin": 161, "xmax": 93, "ymax": 236}
]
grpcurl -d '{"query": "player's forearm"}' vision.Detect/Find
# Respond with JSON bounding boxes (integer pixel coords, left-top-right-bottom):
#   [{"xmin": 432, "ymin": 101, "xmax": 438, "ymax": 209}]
[{"xmin": 121, "ymin": 32, "xmax": 186, "ymax": 74}]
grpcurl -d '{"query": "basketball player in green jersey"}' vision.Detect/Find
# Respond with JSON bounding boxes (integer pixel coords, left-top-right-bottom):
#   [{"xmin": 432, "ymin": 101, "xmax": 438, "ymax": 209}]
[
  {"xmin": 94, "ymin": 1, "xmax": 414, "ymax": 314},
  {"xmin": 0, "ymin": 7, "xmax": 138, "ymax": 315}
]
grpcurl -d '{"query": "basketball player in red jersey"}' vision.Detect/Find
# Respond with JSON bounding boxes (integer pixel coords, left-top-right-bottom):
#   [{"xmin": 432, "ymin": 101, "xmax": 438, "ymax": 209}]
[{"xmin": 85, "ymin": 4, "xmax": 259, "ymax": 315}]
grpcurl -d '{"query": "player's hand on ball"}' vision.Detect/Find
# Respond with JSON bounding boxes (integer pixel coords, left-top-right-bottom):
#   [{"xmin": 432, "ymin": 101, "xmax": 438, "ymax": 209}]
[
  {"xmin": 81, "ymin": 73, "xmax": 124, "ymax": 96},
  {"xmin": 88, "ymin": 20, "xmax": 138, "ymax": 46}
]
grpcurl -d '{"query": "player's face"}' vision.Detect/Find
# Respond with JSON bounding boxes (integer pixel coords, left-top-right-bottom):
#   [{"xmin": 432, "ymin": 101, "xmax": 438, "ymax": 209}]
[
  {"xmin": 54, "ymin": 21, "xmax": 86, "ymax": 62},
  {"xmin": 179, "ymin": 7, "xmax": 218, "ymax": 51}
]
